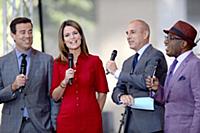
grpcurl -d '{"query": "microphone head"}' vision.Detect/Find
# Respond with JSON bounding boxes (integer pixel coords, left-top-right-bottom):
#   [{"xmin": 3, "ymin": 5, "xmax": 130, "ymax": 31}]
[
  {"xmin": 68, "ymin": 53, "xmax": 74, "ymax": 68},
  {"xmin": 110, "ymin": 50, "xmax": 117, "ymax": 61},
  {"xmin": 68, "ymin": 53, "xmax": 73, "ymax": 60}
]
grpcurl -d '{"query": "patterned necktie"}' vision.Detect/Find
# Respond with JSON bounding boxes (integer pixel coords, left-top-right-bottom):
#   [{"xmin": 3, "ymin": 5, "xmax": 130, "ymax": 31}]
[
  {"xmin": 130, "ymin": 53, "xmax": 139, "ymax": 74},
  {"xmin": 20, "ymin": 54, "xmax": 29, "ymax": 118},
  {"xmin": 20, "ymin": 54, "xmax": 27, "ymax": 75},
  {"xmin": 165, "ymin": 59, "xmax": 178, "ymax": 86}
]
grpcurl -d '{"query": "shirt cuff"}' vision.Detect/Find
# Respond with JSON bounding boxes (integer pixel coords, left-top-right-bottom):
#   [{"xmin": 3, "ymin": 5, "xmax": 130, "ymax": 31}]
[
  {"xmin": 117, "ymin": 93, "xmax": 123, "ymax": 104},
  {"xmin": 114, "ymin": 69, "xmax": 121, "ymax": 79}
]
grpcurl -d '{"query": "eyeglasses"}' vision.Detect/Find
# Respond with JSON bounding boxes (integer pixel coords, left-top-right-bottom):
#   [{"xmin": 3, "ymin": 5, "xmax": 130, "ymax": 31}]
[{"xmin": 164, "ymin": 35, "xmax": 182, "ymax": 41}]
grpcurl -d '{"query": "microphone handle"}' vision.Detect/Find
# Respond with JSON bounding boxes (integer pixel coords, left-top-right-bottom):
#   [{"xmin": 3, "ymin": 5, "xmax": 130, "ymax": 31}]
[
  {"xmin": 106, "ymin": 70, "xmax": 110, "ymax": 75},
  {"xmin": 149, "ymin": 61, "xmax": 158, "ymax": 97},
  {"xmin": 19, "ymin": 67, "xmax": 26, "ymax": 93},
  {"xmin": 69, "ymin": 78, "xmax": 73, "ymax": 85},
  {"xmin": 19, "ymin": 86, "xmax": 25, "ymax": 93},
  {"xmin": 68, "ymin": 53, "xmax": 73, "ymax": 85}
]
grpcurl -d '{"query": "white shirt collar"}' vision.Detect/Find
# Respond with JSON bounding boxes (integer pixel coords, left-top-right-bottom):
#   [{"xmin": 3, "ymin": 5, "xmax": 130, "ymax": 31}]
[
  {"xmin": 176, "ymin": 50, "xmax": 192, "ymax": 63},
  {"xmin": 173, "ymin": 50, "xmax": 192, "ymax": 73},
  {"xmin": 137, "ymin": 43, "xmax": 150, "ymax": 60}
]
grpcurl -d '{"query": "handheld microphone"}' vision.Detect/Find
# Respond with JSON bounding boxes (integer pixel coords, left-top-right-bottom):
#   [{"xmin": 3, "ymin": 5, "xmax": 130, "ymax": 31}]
[
  {"xmin": 106, "ymin": 50, "xmax": 118, "ymax": 75},
  {"xmin": 149, "ymin": 59, "xmax": 159, "ymax": 97},
  {"xmin": 19, "ymin": 55, "xmax": 27, "ymax": 92},
  {"xmin": 68, "ymin": 53, "xmax": 73, "ymax": 85},
  {"xmin": 110, "ymin": 50, "xmax": 118, "ymax": 61}
]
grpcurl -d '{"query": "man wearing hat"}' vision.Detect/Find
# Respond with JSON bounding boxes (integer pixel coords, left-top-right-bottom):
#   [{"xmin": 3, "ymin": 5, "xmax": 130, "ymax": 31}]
[{"xmin": 146, "ymin": 20, "xmax": 200, "ymax": 133}]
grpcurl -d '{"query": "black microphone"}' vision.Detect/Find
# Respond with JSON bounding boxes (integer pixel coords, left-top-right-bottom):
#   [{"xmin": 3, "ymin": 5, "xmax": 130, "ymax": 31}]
[
  {"xmin": 110, "ymin": 50, "xmax": 118, "ymax": 61},
  {"xmin": 106, "ymin": 50, "xmax": 118, "ymax": 75},
  {"xmin": 19, "ymin": 54, "xmax": 27, "ymax": 92},
  {"xmin": 68, "ymin": 53, "xmax": 73, "ymax": 85}
]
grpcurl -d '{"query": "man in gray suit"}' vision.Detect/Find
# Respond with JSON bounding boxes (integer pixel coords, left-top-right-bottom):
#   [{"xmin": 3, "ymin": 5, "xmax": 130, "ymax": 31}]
[
  {"xmin": 146, "ymin": 21, "xmax": 200, "ymax": 133},
  {"xmin": 0, "ymin": 17, "xmax": 54, "ymax": 133},
  {"xmin": 106, "ymin": 19, "xmax": 167, "ymax": 133}
]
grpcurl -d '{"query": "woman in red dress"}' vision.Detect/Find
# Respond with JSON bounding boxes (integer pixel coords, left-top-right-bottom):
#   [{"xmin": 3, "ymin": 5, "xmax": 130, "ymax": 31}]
[{"xmin": 50, "ymin": 20, "xmax": 109, "ymax": 133}]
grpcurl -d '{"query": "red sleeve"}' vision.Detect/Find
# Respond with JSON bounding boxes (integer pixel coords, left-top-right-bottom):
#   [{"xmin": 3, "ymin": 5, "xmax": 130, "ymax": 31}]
[
  {"xmin": 94, "ymin": 56, "xmax": 109, "ymax": 93},
  {"xmin": 50, "ymin": 60, "xmax": 61, "ymax": 97}
]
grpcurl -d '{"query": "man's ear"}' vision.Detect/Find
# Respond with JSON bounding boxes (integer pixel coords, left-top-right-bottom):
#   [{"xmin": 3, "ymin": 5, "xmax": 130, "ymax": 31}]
[
  {"xmin": 181, "ymin": 40, "xmax": 191, "ymax": 50},
  {"xmin": 10, "ymin": 32, "xmax": 15, "ymax": 39},
  {"xmin": 143, "ymin": 30, "xmax": 149, "ymax": 40},
  {"xmin": 182, "ymin": 40, "xmax": 188, "ymax": 48},
  {"xmin": 10, "ymin": 32, "xmax": 15, "ymax": 41}
]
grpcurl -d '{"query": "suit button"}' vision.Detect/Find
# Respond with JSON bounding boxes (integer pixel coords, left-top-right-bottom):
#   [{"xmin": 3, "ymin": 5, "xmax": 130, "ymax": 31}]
[
  {"xmin": 24, "ymin": 93, "xmax": 27, "ymax": 96},
  {"xmin": 21, "ymin": 108, "xmax": 24, "ymax": 111}
]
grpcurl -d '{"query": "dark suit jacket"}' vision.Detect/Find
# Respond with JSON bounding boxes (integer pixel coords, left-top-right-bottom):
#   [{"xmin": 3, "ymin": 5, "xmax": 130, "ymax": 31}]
[
  {"xmin": 112, "ymin": 45, "xmax": 167, "ymax": 133},
  {"xmin": 0, "ymin": 49, "xmax": 53, "ymax": 133}
]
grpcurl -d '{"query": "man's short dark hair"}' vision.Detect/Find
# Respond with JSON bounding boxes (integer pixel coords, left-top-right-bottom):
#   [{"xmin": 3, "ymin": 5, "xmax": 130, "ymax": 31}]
[{"xmin": 10, "ymin": 17, "xmax": 33, "ymax": 34}]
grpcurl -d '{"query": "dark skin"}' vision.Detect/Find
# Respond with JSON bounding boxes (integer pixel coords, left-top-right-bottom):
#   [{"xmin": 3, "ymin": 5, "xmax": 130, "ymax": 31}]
[{"xmin": 146, "ymin": 33, "xmax": 192, "ymax": 91}]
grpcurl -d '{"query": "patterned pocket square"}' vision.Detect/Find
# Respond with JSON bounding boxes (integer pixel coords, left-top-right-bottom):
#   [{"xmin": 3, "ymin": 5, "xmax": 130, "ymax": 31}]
[{"xmin": 178, "ymin": 76, "xmax": 186, "ymax": 81}]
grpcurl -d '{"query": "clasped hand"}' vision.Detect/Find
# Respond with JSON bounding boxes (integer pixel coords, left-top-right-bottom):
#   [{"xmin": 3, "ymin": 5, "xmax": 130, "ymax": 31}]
[
  {"xmin": 106, "ymin": 60, "xmax": 117, "ymax": 75},
  {"xmin": 120, "ymin": 95, "xmax": 134, "ymax": 106},
  {"xmin": 63, "ymin": 68, "xmax": 75, "ymax": 84},
  {"xmin": 145, "ymin": 76, "xmax": 159, "ymax": 91},
  {"xmin": 12, "ymin": 74, "xmax": 28, "ymax": 91}
]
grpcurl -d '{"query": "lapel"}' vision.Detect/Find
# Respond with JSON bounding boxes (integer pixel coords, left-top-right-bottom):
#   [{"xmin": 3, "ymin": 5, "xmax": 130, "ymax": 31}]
[
  {"xmin": 134, "ymin": 45, "xmax": 153, "ymax": 71},
  {"xmin": 8, "ymin": 50, "xmax": 19, "ymax": 83},
  {"xmin": 24, "ymin": 49, "xmax": 38, "ymax": 91},
  {"xmin": 165, "ymin": 52, "xmax": 194, "ymax": 100}
]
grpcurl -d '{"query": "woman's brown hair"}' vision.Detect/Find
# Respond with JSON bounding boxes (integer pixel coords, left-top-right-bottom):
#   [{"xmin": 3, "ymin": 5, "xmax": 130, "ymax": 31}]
[{"xmin": 57, "ymin": 20, "xmax": 89, "ymax": 62}]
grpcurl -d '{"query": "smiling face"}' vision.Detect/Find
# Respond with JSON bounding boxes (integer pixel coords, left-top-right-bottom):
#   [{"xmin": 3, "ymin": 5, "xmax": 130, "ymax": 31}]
[
  {"xmin": 63, "ymin": 26, "xmax": 82, "ymax": 52},
  {"xmin": 164, "ymin": 33, "xmax": 184, "ymax": 58},
  {"xmin": 11, "ymin": 23, "xmax": 33, "ymax": 52}
]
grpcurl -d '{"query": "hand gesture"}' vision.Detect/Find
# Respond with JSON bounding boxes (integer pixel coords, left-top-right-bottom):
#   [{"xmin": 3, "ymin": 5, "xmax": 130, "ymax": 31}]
[
  {"xmin": 12, "ymin": 74, "xmax": 27, "ymax": 91},
  {"xmin": 106, "ymin": 60, "xmax": 117, "ymax": 75},
  {"xmin": 64, "ymin": 68, "xmax": 75, "ymax": 84},
  {"xmin": 120, "ymin": 94, "xmax": 134, "ymax": 106},
  {"xmin": 145, "ymin": 76, "xmax": 159, "ymax": 91}
]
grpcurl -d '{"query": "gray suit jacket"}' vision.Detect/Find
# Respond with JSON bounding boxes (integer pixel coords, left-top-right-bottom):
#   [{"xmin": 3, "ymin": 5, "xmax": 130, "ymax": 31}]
[
  {"xmin": 112, "ymin": 45, "xmax": 168, "ymax": 133},
  {"xmin": 0, "ymin": 49, "xmax": 53, "ymax": 133}
]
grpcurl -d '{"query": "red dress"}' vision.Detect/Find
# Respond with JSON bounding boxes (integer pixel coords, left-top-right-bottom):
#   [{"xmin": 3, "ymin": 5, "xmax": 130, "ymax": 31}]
[{"xmin": 50, "ymin": 53, "xmax": 109, "ymax": 133}]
